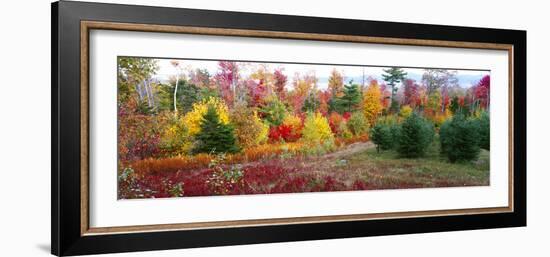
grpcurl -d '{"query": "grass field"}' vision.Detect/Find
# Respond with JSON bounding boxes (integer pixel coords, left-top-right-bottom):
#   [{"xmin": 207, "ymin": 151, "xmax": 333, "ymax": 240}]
[
  {"xmin": 119, "ymin": 137, "xmax": 490, "ymax": 199},
  {"xmin": 334, "ymin": 138, "xmax": 490, "ymax": 189}
]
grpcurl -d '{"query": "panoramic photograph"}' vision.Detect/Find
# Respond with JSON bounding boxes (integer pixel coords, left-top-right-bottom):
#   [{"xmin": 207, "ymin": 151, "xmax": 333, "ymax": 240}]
[{"xmin": 117, "ymin": 57, "xmax": 491, "ymax": 199}]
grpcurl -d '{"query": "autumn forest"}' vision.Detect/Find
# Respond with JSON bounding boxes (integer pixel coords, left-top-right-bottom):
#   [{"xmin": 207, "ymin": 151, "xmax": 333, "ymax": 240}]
[{"xmin": 117, "ymin": 57, "xmax": 491, "ymax": 199}]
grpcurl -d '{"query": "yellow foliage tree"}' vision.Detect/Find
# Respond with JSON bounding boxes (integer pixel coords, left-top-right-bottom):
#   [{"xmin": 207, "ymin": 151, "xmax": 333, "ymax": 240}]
[
  {"xmin": 425, "ymin": 90, "xmax": 442, "ymax": 118},
  {"xmin": 231, "ymin": 104, "xmax": 269, "ymax": 148},
  {"xmin": 160, "ymin": 114, "xmax": 193, "ymax": 156},
  {"xmin": 301, "ymin": 112, "xmax": 334, "ymax": 144},
  {"xmin": 282, "ymin": 114, "xmax": 303, "ymax": 135},
  {"xmin": 363, "ymin": 81, "xmax": 383, "ymax": 125},
  {"xmin": 183, "ymin": 97, "xmax": 230, "ymax": 136},
  {"xmin": 432, "ymin": 108, "xmax": 452, "ymax": 128},
  {"xmin": 399, "ymin": 105, "xmax": 413, "ymax": 118},
  {"xmin": 257, "ymin": 122, "xmax": 269, "ymax": 145}
]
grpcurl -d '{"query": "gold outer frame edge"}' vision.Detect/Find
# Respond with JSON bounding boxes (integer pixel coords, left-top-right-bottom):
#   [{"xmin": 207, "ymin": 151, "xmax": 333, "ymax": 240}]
[{"xmin": 80, "ymin": 20, "xmax": 514, "ymax": 236}]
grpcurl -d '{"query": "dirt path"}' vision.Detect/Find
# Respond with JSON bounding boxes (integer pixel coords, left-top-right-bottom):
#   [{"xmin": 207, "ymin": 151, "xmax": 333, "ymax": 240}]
[
  {"xmin": 289, "ymin": 141, "xmax": 375, "ymax": 183},
  {"xmin": 324, "ymin": 141, "xmax": 375, "ymax": 159},
  {"xmin": 237, "ymin": 141, "xmax": 375, "ymax": 171}
]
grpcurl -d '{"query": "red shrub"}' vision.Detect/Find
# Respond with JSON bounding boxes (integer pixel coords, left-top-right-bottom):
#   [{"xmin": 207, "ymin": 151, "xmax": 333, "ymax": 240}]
[
  {"xmin": 322, "ymin": 176, "xmax": 345, "ymax": 191},
  {"xmin": 268, "ymin": 124, "xmax": 300, "ymax": 143},
  {"xmin": 328, "ymin": 112, "xmax": 344, "ymax": 134},
  {"xmin": 119, "ymin": 153, "xmax": 374, "ymax": 199},
  {"xmin": 271, "ymin": 176, "xmax": 310, "ymax": 193},
  {"xmin": 342, "ymin": 112, "xmax": 352, "ymax": 120},
  {"xmin": 180, "ymin": 170, "xmax": 214, "ymax": 196},
  {"xmin": 352, "ymin": 180, "xmax": 368, "ymax": 190},
  {"xmin": 269, "ymin": 124, "xmax": 300, "ymax": 142}
]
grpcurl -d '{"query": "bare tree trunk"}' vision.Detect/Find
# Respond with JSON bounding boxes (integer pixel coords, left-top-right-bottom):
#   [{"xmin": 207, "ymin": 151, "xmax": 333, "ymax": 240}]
[
  {"xmin": 145, "ymin": 80, "xmax": 154, "ymax": 108},
  {"xmin": 231, "ymin": 77, "xmax": 236, "ymax": 108},
  {"xmin": 173, "ymin": 75, "xmax": 179, "ymax": 114},
  {"xmin": 148, "ymin": 80, "xmax": 155, "ymax": 107},
  {"xmin": 144, "ymin": 80, "xmax": 150, "ymax": 107},
  {"xmin": 362, "ymin": 68, "xmax": 365, "ymax": 92},
  {"xmin": 135, "ymin": 81, "xmax": 144, "ymax": 102},
  {"xmin": 441, "ymin": 94, "xmax": 445, "ymax": 113}
]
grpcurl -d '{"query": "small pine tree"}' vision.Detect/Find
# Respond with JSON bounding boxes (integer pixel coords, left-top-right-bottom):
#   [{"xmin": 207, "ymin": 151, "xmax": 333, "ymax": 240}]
[
  {"xmin": 193, "ymin": 105, "xmax": 239, "ymax": 154},
  {"xmin": 396, "ymin": 113, "xmax": 434, "ymax": 158},
  {"xmin": 440, "ymin": 114, "xmax": 481, "ymax": 162},
  {"xmin": 370, "ymin": 123, "xmax": 396, "ymax": 152},
  {"xmin": 341, "ymin": 82, "xmax": 362, "ymax": 112},
  {"xmin": 477, "ymin": 111, "xmax": 490, "ymax": 150},
  {"xmin": 332, "ymin": 81, "xmax": 362, "ymax": 113}
]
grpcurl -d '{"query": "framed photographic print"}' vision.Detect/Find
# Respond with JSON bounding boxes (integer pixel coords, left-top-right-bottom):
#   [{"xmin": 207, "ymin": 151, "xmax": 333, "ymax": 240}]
[{"xmin": 51, "ymin": 1, "xmax": 526, "ymax": 256}]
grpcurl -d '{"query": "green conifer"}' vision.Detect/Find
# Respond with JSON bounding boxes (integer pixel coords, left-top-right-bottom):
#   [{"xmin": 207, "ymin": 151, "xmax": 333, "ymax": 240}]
[
  {"xmin": 440, "ymin": 114, "xmax": 481, "ymax": 162},
  {"xmin": 396, "ymin": 113, "xmax": 434, "ymax": 158},
  {"xmin": 193, "ymin": 105, "xmax": 239, "ymax": 154}
]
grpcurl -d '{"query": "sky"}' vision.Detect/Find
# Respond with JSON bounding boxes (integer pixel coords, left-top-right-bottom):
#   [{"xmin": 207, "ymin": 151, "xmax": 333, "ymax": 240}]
[{"xmin": 152, "ymin": 58, "xmax": 489, "ymax": 90}]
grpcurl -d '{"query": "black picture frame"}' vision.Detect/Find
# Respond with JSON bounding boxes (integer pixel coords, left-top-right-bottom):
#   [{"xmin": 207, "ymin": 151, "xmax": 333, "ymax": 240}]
[{"xmin": 51, "ymin": 1, "xmax": 526, "ymax": 256}]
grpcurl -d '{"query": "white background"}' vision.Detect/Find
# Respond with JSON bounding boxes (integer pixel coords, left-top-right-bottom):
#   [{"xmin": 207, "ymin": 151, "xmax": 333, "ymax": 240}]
[
  {"xmin": 0, "ymin": 0, "xmax": 546, "ymax": 256},
  {"xmin": 90, "ymin": 30, "xmax": 509, "ymax": 228}
]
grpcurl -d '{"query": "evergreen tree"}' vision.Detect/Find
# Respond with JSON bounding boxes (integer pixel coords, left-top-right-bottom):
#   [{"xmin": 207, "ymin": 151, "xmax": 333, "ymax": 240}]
[
  {"xmin": 176, "ymin": 80, "xmax": 201, "ymax": 114},
  {"xmin": 328, "ymin": 98, "xmax": 339, "ymax": 114},
  {"xmin": 396, "ymin": 113, "xmax": 434, "ymax": 158},
  {"xmin": 477, "ymin": 111, "xmax": 490, "ymax": 150},
  {"xmin": 332, "ymin": 81, "xmax": 361, "ymax": 113},
  {"xmin": 370, "ymin": 123, "xmax": 396, "ymax": 152},
  {"xmin": 440, "ymin": 114, "xmax": 481, "ymax": 162},
  {"xmin": 193, "ymin": 105, "xmax": 239, "ymax": 154},
  {"xmin": 382, "ymin": 67, "xmax": 407, "ymax": 113}
]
